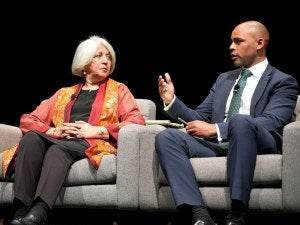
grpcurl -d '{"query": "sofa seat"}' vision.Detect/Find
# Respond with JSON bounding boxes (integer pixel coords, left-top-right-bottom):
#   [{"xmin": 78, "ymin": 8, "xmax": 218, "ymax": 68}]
[
  {"xmin": 65, "ymin": 154, "xmax": 116, "ymax": 186},
  {"xmin": 157, "ymin": 155, "xmax": 283, "ymax": 211},
  {"xmin": 159, "ymin": 154, "xmax": 282, "ymax": 186},
  {"xmin": 0, "ymin": 146, "xmax": 119, "ymax": 209},
  {"xmin": 0, "ymin": 154, "xmax": 117, "ymax": 185}
]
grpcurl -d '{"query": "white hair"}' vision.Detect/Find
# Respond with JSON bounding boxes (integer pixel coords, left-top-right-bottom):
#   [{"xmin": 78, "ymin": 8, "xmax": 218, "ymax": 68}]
[{"xmin": 71, "ymin": 35, "xmax": 116, "ymax": 76}]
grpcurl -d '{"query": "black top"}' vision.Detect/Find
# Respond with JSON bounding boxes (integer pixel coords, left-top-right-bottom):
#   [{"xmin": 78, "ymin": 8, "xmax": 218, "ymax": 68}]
[{"xmin": 70, "ymin": 89, "xmax": 98, "ymax": 122}]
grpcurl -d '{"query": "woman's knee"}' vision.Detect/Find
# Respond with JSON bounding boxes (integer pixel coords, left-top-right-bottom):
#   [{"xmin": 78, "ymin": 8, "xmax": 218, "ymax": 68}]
[
  {"xmin": 18, "ymin": 131, "xmax": 45, "ymax": 155},
  {"xmin": 20, "ymin": 131, "xmax": 42, "ymax": 144}
]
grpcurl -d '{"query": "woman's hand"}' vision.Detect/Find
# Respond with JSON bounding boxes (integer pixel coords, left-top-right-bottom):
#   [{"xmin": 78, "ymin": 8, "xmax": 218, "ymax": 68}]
[
  {"xmin": 47, "ymin": 121, "xmax": 109, "ymax": 139},
  {"xmin": 46, "ymin": 125, "xmax": 76, "ymax": 138},
  {"xmin": 62, "ymin": 121, "xmax": 109, "ymax": 139}
]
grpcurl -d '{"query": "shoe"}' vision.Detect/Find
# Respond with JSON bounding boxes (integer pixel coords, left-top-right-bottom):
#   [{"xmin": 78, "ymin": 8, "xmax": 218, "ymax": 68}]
[
  {"xmin": 194, "ymin": 219, "xmax": 217, "ymax": 225},
  {"xmin": 21, "ymin": 213, "xmax": 46, "ymax": 225},
  {"xmin": 10, "ymin": 216, "xmax": 24, "ymax": 225},
  {"xmin": 225, "ymin": 210, "xmax": 245, "ymax": 225},
  {"xmin": 194, "ymin": 220, "xmax": 205, "ymax": 225}
]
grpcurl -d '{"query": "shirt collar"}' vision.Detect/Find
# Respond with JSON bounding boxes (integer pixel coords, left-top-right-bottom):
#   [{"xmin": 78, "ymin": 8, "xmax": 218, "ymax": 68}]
[{"xmin": 247, "ymin": 58, "xmax": 268, "ymax": 79}]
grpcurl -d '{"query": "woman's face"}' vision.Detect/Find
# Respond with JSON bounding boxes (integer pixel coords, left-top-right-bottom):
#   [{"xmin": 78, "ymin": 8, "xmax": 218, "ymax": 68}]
[{"xmin": 86, "ymin": 44, "xmax": 112, "ymax": 79}]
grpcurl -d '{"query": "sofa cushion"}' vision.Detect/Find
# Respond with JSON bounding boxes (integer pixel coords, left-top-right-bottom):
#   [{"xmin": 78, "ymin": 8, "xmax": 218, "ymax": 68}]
[
  {"xmin": 0, "ymin": 153, "xmax": 117, "ymax": 186},
  {"xmin": 158, "ymin": 154, "xmax": 282, "ymax": 186},
  {"xmin": 64, "ymin": 154, "xmax": 117, "ymax": 186}
]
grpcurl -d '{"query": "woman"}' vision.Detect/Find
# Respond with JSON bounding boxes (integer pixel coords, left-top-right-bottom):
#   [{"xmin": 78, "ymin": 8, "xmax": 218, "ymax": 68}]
[{"xmin": 3, "ymin": 35, "xmax": 145, "ymax": 225}]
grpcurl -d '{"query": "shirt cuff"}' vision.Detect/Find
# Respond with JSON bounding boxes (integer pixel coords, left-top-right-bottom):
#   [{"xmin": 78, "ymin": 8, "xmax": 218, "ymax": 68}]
[
  {"xmin": 215, "ymin": 123, "xmax": 222, "ymax": 142},
  {"xmin": 163, "ymin": 95, "xmax": 176, "ymax": 110}
]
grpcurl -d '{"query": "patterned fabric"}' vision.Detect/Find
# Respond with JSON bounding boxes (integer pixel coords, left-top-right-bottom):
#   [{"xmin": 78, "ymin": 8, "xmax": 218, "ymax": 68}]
[
  {"xmin": 2, "ymin": 78, "xmax": 145, "ymax": 177},
  {"xmin": 219, "ymin": 68, "xmax": 252, "ymax": 150},
  {"xmin": 226, "ymin": 68, "xmax": 252, "ymax": 121},
  {"xmin": 2, "ymin": 144, "xmax": 18, "ymax": 177}
]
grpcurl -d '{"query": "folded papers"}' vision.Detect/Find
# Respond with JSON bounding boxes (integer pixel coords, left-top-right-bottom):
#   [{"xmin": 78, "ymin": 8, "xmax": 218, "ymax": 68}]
[{"xmin": 145, "ymin": 120, "xmax": 184, "ymax": 128}]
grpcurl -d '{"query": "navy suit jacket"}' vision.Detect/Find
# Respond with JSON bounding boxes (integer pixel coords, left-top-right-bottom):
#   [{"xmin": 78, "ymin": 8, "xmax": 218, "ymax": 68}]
[{"xmin": 166, "ymin": 64, "xmax": 299, "ymax": 150}]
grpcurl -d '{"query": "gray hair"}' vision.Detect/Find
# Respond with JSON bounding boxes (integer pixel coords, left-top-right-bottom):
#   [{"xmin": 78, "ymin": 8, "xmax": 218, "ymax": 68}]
[{"xmin": 71, "ymin": 35, "xmax": 116, "ymax": 76}]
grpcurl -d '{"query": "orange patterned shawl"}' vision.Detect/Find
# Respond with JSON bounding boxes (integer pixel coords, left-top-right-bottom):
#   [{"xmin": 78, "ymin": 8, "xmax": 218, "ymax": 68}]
[{"xmin": 2, "ymin": 78, "xmax": 145, "ymax": 177}]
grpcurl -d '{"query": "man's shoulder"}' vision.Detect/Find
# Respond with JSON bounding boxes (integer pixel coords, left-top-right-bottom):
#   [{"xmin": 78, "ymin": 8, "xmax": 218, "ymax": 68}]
[
  {"xmin": 267, "ymin": 65, "xmax": 297, "ymax": 83},
  {"xmin": 216, "ymin": 68, "xmax": 241, "ymax": 81}
]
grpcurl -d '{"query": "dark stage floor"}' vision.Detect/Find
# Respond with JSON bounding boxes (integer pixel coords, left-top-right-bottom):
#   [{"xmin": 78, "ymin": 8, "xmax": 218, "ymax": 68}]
[{"xmin": 1, "ymin": 207, "xmax": 300, "ymax": 225}]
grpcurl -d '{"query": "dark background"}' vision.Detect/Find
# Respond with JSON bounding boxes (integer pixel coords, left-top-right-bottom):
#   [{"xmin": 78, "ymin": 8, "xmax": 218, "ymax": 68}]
[{"xmin": 1, "ymin": 6, "xmax": 299, "ymax": 126}]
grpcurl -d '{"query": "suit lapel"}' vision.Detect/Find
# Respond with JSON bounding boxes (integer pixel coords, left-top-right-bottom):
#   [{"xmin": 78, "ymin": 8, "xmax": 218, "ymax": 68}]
[
  {"xmin": 250, "ymin": 65, "xmax": 272, "ymax": 115},
  {"xmin": 215, "ymin": 70, "xmax": 241, "ymax": 121}
]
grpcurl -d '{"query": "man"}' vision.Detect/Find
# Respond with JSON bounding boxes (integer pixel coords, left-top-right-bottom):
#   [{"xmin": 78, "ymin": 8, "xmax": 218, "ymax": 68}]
[{"xmin": 155, "ymin": 20, "xmax": 299, "ymax": 225}]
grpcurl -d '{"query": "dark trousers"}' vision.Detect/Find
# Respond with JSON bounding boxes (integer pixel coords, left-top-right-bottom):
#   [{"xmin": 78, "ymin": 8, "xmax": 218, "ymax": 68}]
[
  {"xmin": 155, "ymin": 114, "xmax": 277, "ymax": 208},
  {"xmin": 13, "ymin": 131, "xmax": 85, "ymax": 209}
]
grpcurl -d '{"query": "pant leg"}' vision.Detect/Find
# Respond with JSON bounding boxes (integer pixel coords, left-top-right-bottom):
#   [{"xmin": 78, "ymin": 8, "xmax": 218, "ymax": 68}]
[
  {"xmin": 155, "ymin": 128, "xmax": 217, "ymax": 208},
  {"xmin": 227, "ymin": 114, "xmax": 277, "ymax": 207},
  {"xmin": 14, "ymin": 131, "xmax": 86, "ymax": 209},
  {"xmin": 35, "ymin": 144, "xmax": 74, "ymax": 209},
  {"xmin": 14, "ymin": 131, "xmax": 49, "ymax": 207}
]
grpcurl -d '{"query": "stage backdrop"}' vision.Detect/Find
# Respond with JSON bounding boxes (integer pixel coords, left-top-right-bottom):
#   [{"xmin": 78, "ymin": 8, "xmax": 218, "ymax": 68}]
[{"xmin": 1, "ymin": 11, "xmax": 299, "ymax": 126}]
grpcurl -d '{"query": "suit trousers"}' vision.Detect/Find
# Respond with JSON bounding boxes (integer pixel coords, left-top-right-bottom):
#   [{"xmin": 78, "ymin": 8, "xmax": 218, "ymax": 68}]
[
  {"xmin": 155, "ymin": 114, "xmax": 277, "ymax": 209},
  {"xmin": 13, "ymin": 131, "xmax": 87, "ymax": 209}
]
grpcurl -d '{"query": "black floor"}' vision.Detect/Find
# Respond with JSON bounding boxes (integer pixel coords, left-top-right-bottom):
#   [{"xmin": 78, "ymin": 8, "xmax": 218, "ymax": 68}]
[{"xmin": 1, "ymin": 207, "xmax": 300, "ymax": 225}]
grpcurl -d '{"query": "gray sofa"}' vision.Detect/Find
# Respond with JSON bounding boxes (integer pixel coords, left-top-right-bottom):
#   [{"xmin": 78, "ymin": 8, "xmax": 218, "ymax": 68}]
[
  {"xmin": 137, "ymin": 96, "xmax": 300, "ymax": 213},
  {"xmin": 0, "ymin": 98, "xmax": 156, "ymax": 211},
  {"xmin": 2, "ymin": 96, "xmax": 300, "ymax": 215}
]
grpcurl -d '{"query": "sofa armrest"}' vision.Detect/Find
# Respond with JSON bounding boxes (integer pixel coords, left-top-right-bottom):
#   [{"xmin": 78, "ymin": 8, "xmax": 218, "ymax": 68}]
[
  {"xmin": 0, "ymin": 124, "xmax": 23, "ymax": 153},
  {"xmin": 117, "ymin": 124, "xmax": 149, "ymax": 209},
  {"xmin": 282, "ymin": 121, "xmax": 300, "ymax": 212},
  {"xmin": 138, "ymin": 124, "xmax": 166, "ymax": 210},
  {"xmin": 135, "ymin": 98, "xmax": 156, "ymax": 120}
]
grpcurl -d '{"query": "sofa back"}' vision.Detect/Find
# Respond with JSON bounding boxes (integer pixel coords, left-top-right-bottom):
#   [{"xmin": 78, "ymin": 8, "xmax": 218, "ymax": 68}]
[{"xmin": 135, "ymin": 98, "xmax": 156, "ymax": 120}]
